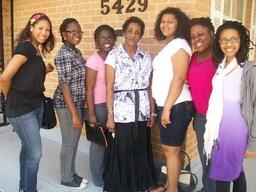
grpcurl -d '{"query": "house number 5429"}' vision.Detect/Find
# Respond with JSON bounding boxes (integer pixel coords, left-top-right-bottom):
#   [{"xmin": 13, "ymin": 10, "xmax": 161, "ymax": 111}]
[{"xmin": 100, "ymin": 0, "xmax": 148, "ymax": 15}]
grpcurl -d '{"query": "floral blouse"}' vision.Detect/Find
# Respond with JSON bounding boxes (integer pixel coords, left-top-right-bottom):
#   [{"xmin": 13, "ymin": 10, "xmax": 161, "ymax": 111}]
[{"xmin": 105, "ymin": 44, "xmax": 152, "ymax": 123}]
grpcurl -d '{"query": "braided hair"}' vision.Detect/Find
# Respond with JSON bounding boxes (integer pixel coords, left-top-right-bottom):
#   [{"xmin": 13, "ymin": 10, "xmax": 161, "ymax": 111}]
[
  {"xmin": 213, "ymin": 21, "xmax": 254, "ymax": 66},
  {"xmin": 190, "ymin": 17, "xmax": 214, "ymax": 34},
  {"xmin": 59, "ymin": 18, "xmax": 79, "ymax": 43}
]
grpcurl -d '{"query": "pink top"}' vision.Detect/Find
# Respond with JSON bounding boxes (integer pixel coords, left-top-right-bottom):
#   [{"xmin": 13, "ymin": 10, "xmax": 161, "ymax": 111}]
[
  {"xmin": 187, "ymin": 53, "xmax": 216, "ymax": 115},
  {"xmin": 85, "ymin": 52, "xmax": 106, "ymax": 104}
]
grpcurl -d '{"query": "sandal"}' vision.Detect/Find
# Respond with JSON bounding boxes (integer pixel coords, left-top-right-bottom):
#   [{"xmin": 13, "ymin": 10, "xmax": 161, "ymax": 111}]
[{"xmin": 149, "ymin": 184, "xmax": 167, "ymax": 192}]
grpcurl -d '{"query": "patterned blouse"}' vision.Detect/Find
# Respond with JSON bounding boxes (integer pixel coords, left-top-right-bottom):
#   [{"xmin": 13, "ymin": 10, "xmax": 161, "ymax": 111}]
[
  {"xmin": 54, "ymin": 44, "xmax": 86, "ymax": 108},
  {"xmin": 105, "ymin": 44, "xmax": 152, "ymax": 123}
]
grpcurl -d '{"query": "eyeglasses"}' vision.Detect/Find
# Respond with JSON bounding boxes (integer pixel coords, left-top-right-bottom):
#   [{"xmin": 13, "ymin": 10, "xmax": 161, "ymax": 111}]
[
  {"xmin": 219, "ymin": 37, "xmax": 240, "ymax": 44},
  {"xmin": 65, "ymin": 30, "xmax": 84, "ymax": 36}
]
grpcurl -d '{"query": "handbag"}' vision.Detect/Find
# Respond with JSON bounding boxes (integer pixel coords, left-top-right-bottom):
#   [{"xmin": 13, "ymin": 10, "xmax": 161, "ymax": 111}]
[
  {"xmin": 41, "ymin": 96, "xmax": 57, "ymax": 129},
  {"xmin": 85, "ymin": 120, "xmax": 108, "ymax": 147},
  {"xmin": 161, "ymin": 150, "xmax": 198, "ymax": 192}
]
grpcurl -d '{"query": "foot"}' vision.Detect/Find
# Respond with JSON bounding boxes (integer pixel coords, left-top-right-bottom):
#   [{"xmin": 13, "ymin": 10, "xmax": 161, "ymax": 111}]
[
  {"xmin": 149, "ymin": 184, "xmax": 167, "ymax": 192},
  {"xmin": 73, "ymin": 173, "xmax": 89, "ymax": 184},
  {"xmin": 61, "ymin": 179, "xmax": 87, "ymax": 190}
]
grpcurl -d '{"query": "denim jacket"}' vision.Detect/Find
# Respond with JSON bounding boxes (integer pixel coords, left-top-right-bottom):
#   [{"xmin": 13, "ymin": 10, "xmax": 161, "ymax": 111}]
[{"xmin": 241, "ymin": 61, "xmax": 256, "ymax": 151}]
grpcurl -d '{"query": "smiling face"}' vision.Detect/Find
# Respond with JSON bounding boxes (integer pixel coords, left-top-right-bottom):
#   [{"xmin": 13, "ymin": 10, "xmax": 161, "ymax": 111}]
[
  {"xmin": 96, "ymin": 29, "xmax": 115, "ymax": 54},
  {"xmin": 191, "ymin": 24, "xmax": 213, "ymax": 54},
  {"xmin": 124, "ymin": 22, "xmax": 142, "ymax": 47},
  {"xmin": 30, "ymin": 19, "xmax": 51, "ymax": 45},
  {"xmin": 62, "ymin": 21, "xmax": 83, "ymax": 47},
  {"xmin": 160, "ymin": 13, "xmax": 177, "ymax": 40},
  {"xmin": 219, "ymin": 28, "xmax": 240, "ymax": 63}
]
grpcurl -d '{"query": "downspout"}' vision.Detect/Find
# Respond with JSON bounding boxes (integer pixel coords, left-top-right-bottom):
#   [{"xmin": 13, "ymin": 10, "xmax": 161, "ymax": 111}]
[
  {"xmin": 0, "ymin": 0, "xmax": 4, "ymax": 71},
  {"xmin": 10, "ymin": 0, "xmax": 14, "ymax": 53},
  {"xmin": 0, "ymin": 0, "xmax": 13, "ymax": 126}
]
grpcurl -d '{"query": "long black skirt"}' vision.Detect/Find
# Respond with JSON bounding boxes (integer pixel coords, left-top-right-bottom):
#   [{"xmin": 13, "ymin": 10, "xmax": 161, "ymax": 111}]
[{"xmin": 103, "ymin": 121, "xmax": 158, "ymax": 192}]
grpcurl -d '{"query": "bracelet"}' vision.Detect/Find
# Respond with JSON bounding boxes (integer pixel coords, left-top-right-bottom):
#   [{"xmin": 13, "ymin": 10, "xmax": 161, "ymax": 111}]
[
  {"xmin": 107, "ymin": 108, "xmax": 113, "ymax": 114},
  {"xmin": 150, "ymin": 112, "xmax": 157, "ymax": 117}
]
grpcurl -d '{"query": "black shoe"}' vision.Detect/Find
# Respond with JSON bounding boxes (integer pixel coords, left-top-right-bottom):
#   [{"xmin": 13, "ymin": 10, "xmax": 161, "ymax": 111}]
[
  {"xmin": 73, "ymin": 173, "xmax": 88, "ymax": 184},
  {"xmin": 61, "ymin": 179, "xmax": 87, "ymax": 190}
]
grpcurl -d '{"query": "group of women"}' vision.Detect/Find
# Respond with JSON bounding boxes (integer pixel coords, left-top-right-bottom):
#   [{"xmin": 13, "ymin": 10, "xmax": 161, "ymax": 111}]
[{"xmin": 0, "ymin": 5, "xmax": 256, "ymax": 192}]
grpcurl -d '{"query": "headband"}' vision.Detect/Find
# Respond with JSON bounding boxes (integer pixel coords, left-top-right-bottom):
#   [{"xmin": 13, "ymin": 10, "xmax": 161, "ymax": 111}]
[{"xmin": 30, "ymin": 13, "xmax": 46, "ymax": 25}]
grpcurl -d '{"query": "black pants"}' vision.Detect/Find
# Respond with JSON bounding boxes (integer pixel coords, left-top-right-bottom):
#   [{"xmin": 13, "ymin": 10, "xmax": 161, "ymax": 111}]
[{"xmin": 216, "ymin": 171, "xmax": 246, "ymax": 192}]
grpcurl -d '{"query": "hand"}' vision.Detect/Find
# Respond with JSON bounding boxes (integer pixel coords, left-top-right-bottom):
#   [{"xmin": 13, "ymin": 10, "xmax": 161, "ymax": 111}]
[
  {"xmin": 161, "ymin": 108, "xmax": 171, "ymax": 128},
  {"xmin": 71, "ymin": 114, "xmax": 83, "ymax": 129},
  {"xmin": 88, "ymin": 114, "xmax": 97, "ymax": 127},
  {"xmin": 244, "ymin": 150, "xmax": 256, "ymax": 158},
  {"xmin": 106, "ymin": 114, "xmax": 115, "ymax": 132},
  {"xmin": 46, "ymin": 63, "xmax": 54, "ymax": 73},
  {"xmin": 147, "ymin": 116, "xmax": 156, "ymax": 128}
]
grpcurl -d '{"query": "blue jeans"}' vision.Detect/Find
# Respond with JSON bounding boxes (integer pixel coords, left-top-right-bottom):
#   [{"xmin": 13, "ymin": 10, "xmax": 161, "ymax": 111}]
[
  {"xmin": 193, "ymin": 113, "xmax": 216, "ymax": 192},
  {"xmin": 9, "ymin": 104, "xmax": 43, "ymax": 192},
  {"xmin": 157, "ymin": 101, "xmax": 194, "ymax": 146},
  {"xmin": 85, "ymin": 103, "xmax": 107, "ymax": 186}
]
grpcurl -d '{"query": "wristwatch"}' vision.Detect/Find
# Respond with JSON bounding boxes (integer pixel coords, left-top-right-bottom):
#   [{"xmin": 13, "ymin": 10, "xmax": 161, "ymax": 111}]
[{"xmin": 107, "ymin": 108, "xmax": 113, "ymax": 114}]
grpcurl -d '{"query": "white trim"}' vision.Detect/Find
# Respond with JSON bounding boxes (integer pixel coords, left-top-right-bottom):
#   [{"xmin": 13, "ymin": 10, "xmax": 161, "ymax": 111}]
[
  {"xmin": 210, "ymin": 0, "xmax": 224, "ymax": 29},
  {"xmin": 249, "ymin": 0, "xmax": 256, "ymax": 60}
]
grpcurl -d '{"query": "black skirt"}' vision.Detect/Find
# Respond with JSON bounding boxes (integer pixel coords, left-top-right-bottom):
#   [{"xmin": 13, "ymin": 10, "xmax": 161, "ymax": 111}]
[{"xmin": 103, "ymin": 121, "xmax": 158, "ymax": 192}]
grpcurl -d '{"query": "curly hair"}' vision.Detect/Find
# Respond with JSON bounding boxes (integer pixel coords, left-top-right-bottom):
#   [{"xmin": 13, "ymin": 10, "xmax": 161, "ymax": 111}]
[
  {"xmin": 94, "ymin": 24, "xmax": 117, "ymax": 49},
  {"xmin": 15, "ymin": 13, "xmax": 55, "ymax": 55},
  {"xmin": 213, "ymin": 21, "xmax": 254, "ymax": 66},
  {"xmin": 59, "ymin": 18, "xmax": 80, "ymax": 43},
  {"xmin": 154, "ymin": 7, "xmax": 190, "ymax": 43},
  {"xmin": 190, "ymin": 17, "xmax": 214, "ymax": 33},
  {"xmin": 122, "ymin": 16, "xmax": 145, "ymax": 37}
]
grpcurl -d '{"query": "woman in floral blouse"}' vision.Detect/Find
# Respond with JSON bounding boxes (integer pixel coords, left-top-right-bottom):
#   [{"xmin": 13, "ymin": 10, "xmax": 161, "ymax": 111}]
[{"xmin": 103, "ymin": 16, "xmax": 160, "ymax": 192}]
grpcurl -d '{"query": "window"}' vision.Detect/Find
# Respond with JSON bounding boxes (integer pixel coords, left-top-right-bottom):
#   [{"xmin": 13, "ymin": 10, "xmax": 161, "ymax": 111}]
[
  {"xmin": 211, "ymin": 0, "xmax": 246, "ymax": 29},
  {"xmin": 223, "ymin": 0, "xmax": 246, "ymax": 22}
]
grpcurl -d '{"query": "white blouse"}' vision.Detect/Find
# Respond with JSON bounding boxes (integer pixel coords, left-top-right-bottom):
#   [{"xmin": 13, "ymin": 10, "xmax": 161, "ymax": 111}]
[
  {"xmin": 152, "ymin": 38, "xmax": 192, "ymax": 106},
  {"xmin": 105, "ymin": 44, "xmax": 153, "ymax": 123}
]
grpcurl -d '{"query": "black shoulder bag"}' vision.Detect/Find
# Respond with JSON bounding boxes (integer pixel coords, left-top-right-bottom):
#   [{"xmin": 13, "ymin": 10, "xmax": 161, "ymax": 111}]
[{"xmin": 41, "ymin": 96, "xmax": 56, "ymax": 129}]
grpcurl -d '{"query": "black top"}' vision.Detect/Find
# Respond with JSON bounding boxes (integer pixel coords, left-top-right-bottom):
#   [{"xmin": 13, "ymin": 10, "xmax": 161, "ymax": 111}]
[{"xmin": 6, "ymin": 41, "xmax": 46, "ymax": 117}]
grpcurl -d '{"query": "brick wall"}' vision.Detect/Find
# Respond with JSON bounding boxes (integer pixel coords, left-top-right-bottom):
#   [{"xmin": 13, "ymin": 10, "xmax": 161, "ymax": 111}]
[{"xmin": 2, "ymin": 0, "xmax": 213, "ymax": 160}]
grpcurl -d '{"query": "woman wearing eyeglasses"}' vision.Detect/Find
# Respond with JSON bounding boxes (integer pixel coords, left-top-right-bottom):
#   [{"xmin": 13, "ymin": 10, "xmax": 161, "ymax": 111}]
[
  {"xmin": 53, "ymin": 18, "xmax": 88, "ymax": 189},
  {"xmin": 204, "ymin": 21, "xmax": 256, "ymax": 192}
]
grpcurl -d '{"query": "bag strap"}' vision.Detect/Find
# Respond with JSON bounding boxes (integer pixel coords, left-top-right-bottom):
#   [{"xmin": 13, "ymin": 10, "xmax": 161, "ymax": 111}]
[
  {"xmin": 179, "ymin": 170, "xmax": 198, "ymax": 187},
  {"xmin": 180, "ymin": 150, "xmax": 198, "ymax": 186},
  {"xmin": 180, "ymin": 150, "xmax": 191, "ymax": 168}
]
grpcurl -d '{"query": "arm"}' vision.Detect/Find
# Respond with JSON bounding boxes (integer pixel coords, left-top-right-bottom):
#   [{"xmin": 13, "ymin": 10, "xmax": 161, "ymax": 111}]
[
  {"xmin": 245, "ymin": 66, "xmax": 256, "ymax": 157},
  {"xmin": 86, "ymin": 67, "xmax": 97, "ymax": 125},
  {"xmin": 161, "ymin": 49, "xmax": 190, "ymax": 128},
  {"xmin": 46, "ymin": 63, "xmax": 54, "ymax": 73},
  {"xmin": 0, "ymin": 54, "xmax": 27, "ymax": 96},
  {"xmin": 105, "ymin": 64, "xmax": 115, "ymax": 132},
  {"xmin": 147, "ymin": 72, "xmax": 156, "ymax": 127}
]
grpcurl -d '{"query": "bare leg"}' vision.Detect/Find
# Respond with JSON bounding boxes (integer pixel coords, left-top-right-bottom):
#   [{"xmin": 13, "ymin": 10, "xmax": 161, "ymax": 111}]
[{"xmin": 162, "ymin": 144, "xmax": 181, "ymax": 192}]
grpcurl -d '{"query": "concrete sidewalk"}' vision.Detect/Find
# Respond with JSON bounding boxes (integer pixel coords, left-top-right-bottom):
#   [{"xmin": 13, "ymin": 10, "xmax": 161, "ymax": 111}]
[
  {"xmin": 0, "ymin": 125, "xmax": 102, "ymax": 192},
  {"xmin": 0, "ymin": 123, "xmax": 255, "ymax": 192}
]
